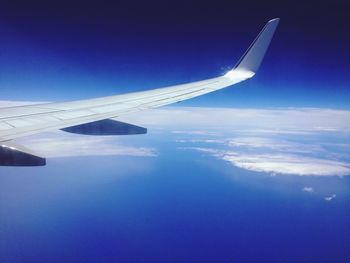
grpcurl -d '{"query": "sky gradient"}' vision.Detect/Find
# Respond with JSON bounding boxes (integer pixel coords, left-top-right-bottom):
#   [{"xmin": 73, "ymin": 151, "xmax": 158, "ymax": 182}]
[{"xmin": 0, "ymin": 0, "xmax": 349, "ymax": 108}]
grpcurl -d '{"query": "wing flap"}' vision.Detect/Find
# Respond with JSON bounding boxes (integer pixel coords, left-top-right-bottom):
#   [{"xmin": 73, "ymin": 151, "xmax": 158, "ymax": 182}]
[
  {"xmin": 0, "ymin": 141, "xmax": 46, "ymax": 166},
  {"xmin": 61, "ymin": 119, "xmax": 147, "ymax": 135}
]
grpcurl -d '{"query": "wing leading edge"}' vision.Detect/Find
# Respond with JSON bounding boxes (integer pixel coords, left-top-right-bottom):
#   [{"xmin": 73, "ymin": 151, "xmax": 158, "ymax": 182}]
[{"xmin": 0, "ymin": 18, "xmax": 279, "ymax": 166}]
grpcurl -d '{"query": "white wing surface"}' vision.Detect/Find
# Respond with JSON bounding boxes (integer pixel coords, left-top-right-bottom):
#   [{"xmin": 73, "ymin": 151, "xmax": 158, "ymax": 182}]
[{"xmin": 0, "ymin": 18, "xmax": 279, "ymax": 166}]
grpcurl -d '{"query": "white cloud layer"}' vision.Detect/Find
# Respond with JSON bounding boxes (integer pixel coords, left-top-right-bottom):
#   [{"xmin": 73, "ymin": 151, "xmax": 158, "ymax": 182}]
[
  {"xmin": 19, "ymin": 132, "xmax": 157, "ymax": 158},
  {"xmin": 164, "ymin": 107, "xmax": 350, "ymax": 176},
  {"xmin": 1, "ymin": 101, "xmax": 349, "ymax": 176},
  {"xmin": 220, "ymin": 153, "xmax": 350, "ymax": 176},
  {"xmin": 185, "ymin": 147, "xmax": 350, "ymax": 177},
  {"xmin": 124, "ymin": 107, "xmax": 350, "ymax": 133}
]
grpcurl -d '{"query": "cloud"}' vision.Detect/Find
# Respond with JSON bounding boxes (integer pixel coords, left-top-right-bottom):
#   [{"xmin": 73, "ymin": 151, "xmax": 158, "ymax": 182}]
[
  {"xmin": 1, "ymin": 101, "xmax": 349, "ymax": 175},
  {"xmin": 172, "ymin": 130, "xmax": 221, "ymax": 136},
  {"xmin": 221, "ymin": 153, "xmax": 350, "ymax": 176},
  {"xmin": 175, "ymin": 139, "xmax": 225, "ymax": 144},
  {"xmin": 143, "ymin": 107, "xmax": 350, "ymax": 177},
  {"xmin": 167, "ymin": 107, "xmax": 350, "ymax": 176},
  {"xmin": 303, "ymin": 187, "xmax": 314, "ymax": 193},
  {"xmin": 123, "ymin": 107, "xmax": 350, "ymax": 133},
  {"xmin": 228, "ymin": 137, "xmax": 324, "ymax": 154},
  {"xmin": 177, "ymin": 147, "xmax": 219, "ymax": 155},
  {"xmin": 324, "ymin": 194, "xmax": 336, "ymax": 201},
  {"xmin": 19, "ymin": 131, "xmax": 157, "ymax": 158},
  {"xmin": 180, "ymin": 144, "xmax": 350, "ymax": 176}
]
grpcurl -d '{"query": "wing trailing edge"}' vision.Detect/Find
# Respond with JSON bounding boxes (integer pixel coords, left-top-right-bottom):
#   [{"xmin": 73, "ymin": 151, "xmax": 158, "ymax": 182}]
[
  {"xmin": 61, "ymin": 119, "xmax": 147, "ymax": 135},
  {"xmin": 0, "ymin": 142, "xmax": 46, "ymax": 166}
]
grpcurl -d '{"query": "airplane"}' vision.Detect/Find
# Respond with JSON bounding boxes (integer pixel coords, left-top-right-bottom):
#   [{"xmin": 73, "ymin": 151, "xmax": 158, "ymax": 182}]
[{"xmin": 0, "ymin": 18, "xmax": 279, "ymax": 166}]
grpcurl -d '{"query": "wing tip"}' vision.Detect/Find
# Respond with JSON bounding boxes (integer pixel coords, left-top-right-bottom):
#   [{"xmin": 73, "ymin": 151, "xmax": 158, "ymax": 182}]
[
  {"xmin": 268, "ymin": 18, "xmax": 280, "ymax": 23},
  {"xmin": 230, "ymin": 18, "xmax": 280, "ymax": 75}
]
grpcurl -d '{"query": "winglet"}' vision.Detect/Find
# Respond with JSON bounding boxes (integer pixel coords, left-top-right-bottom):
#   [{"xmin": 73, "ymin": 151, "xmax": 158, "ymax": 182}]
[{"xmin": 226, "ymin": 18, "xmax": 280, "ymax": 77}]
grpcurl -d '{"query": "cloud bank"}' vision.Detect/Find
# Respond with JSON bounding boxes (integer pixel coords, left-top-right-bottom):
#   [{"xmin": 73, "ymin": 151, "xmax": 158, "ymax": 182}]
[
  {"xmin": 1, "ymin": 101, "xmax": 349, "ymax": 175},
  {"xmin": 158, "ymin": 107, "xmax": 350, "ymax": 177},
  {"xmin": 182, "ymin": 147, "xmax": 350, "ymax": 177},
  {"xmin": 220, "ymin": 153, "xmax": 350, "ymax": 176},
  {"xmin": 124, "ymin": 107, "xmax": 350, "ymax": 133},
  {"xmin": 19, "ymin": 132, "xmax": 157, "ymax": 158}
]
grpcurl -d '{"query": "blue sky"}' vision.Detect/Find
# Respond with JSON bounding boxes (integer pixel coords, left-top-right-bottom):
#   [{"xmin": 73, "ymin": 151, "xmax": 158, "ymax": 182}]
[{"xmin": 0, "ymin": 0, "xmax": 349, "ymax": 108}]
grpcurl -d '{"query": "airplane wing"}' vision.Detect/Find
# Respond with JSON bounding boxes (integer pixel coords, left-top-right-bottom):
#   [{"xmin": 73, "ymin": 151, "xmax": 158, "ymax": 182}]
[{"xmin": 0, "ymin": 18, "xmax": 279, "ymax": 166}]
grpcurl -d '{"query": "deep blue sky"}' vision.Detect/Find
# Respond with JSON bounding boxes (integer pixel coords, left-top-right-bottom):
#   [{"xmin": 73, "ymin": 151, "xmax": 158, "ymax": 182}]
[{"xmin": 0, "ymin": 0, "xmax": 349, "ymax": 108}]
